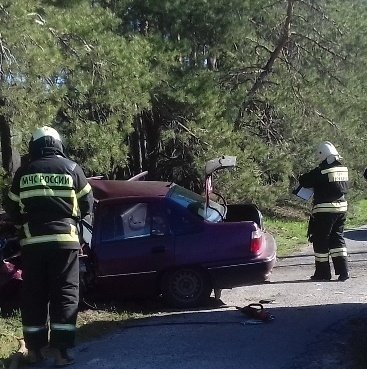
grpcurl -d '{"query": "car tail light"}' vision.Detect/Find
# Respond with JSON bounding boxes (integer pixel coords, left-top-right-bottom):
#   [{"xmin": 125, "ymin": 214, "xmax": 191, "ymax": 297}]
[{"xmin": 250, "ymin": 227, "xmax": 264, "ymax": 255}]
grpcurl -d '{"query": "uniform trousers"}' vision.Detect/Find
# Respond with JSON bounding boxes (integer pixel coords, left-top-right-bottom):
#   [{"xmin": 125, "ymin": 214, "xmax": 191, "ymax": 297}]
[
  {"xmin": 309, "ymin": 212, "xmax": 348, "ymax": 278},
  {"xmin": 21, "ymin": 246, "xmax": 79, "ymax": 350}
]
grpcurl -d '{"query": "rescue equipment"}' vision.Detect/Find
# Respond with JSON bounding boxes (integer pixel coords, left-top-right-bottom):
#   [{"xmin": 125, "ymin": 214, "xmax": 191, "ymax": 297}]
[{"xmin": 236, "ymin": 303, "xmax": 275, "ymax": 322}]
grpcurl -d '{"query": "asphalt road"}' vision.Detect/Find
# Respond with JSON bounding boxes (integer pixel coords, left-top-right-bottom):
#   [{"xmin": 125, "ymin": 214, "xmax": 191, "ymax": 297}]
[{"xmin": 34, "ymin": 227, "xmax": 367, "ymax": 369}]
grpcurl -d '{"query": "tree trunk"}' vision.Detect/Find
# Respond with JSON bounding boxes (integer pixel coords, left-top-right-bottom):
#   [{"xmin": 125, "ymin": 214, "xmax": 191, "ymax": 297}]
[
  {"xmin": 235, "ymin": 0, "xmax": 295, "ymax": 128},
  {"xmin": 129, "ymin": 112, "xmax": 145, "ymax": 176},
  {"xmin": 143, "ymin": 109, "xmax": 161, "ymax": 179},
  {"xmin": 128, "ymin": 107, "xmax": 162, "ymax": 180},
  {"xmin": 0, "ymin": 98, "xmax": 18, "ymax": 177}
]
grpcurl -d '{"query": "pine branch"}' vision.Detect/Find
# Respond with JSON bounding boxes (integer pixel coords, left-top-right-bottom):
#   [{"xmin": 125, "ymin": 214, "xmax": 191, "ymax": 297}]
[
  {"xmin": 0, "ymin": 33, "xmax": 17, "ymax": 78},
  {"xmin": 235, "ymin": 0, "xmax": 295, "ymax": 127},
  {"xmin": 314, "ymin": 109, "xmax": 339, "ymax": 129},
  {"xmin": 294, "ymin": 42, "xmax": 345, "ymax": 85},
  {"xmin": 298, "ymin": 0, "xmax": 343, "ymax": 36},
  {"xmin": 0, "ymin": 4, "xmax": 9, "ymax": 16},
  {"xmin": 292, "ymin": 32, "xmax": 346, "ymax": 61},
  {"xmin": 173, "ymin": 118, "xmax": 210, "ymax": 147}
]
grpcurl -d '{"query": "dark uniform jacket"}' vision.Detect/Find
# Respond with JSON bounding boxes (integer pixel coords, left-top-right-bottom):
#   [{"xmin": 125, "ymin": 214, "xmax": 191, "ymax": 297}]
[
  {"xmin": 299, "ymin": 159, "xmax": 348, "ymax": 214},
  {"xmin": 6, "ymin": 148, "xmax": 93, "ymax": 249}
]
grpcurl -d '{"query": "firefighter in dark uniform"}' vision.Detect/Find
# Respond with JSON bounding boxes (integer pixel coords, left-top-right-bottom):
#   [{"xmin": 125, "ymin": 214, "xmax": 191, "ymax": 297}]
[
  {"xmin": 299, "ymin": 141, "xmax": 349, "ymax": 282},
  {"xmin": 6, "ymin": 126, "xmax": 93, "ymax": 366}
]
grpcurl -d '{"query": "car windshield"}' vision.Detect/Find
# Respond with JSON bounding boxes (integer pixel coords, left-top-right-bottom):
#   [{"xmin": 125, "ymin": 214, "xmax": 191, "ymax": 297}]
[{"xmin": 168, "ymin": 185, "xmax": 225, "ymax": 222}]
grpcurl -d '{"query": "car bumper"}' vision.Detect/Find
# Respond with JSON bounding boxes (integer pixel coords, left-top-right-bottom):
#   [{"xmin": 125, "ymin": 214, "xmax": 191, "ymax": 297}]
[{"xmin": 207, "ymin": 232, "xmax": 277, "ymax": 289}]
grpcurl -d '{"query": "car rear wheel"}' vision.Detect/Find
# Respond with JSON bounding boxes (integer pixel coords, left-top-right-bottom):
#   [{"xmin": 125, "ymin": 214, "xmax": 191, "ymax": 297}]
[{"xmin": 161, "ymin": 268, "xmax": 212, "ymax": 308}]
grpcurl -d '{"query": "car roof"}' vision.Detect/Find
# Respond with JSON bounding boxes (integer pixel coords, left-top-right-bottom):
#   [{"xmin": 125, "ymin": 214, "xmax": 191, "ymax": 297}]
[{"xmin": 89, "ymin": 179, "xmax": 173, "ymax": 200}]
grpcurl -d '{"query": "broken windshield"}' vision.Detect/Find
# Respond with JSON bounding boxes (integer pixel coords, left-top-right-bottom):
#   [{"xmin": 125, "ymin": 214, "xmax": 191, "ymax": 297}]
[{"xmin": 168, "ymin": 185, "xmax": 225, "ymax": 222}]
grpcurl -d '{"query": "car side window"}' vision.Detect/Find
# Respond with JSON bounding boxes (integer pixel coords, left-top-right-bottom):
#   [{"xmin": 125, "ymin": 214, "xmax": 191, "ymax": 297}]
[
  {"xmin": 100, "ymin": 203, "xmax": 151, "ymax": 242},
  {"xmin": 151, "ymin": 212, "xmax": 170, "ymax": 236},
  {"xmin": 166, "ymin": 201, "xmax": 201, "ymax": 235}
]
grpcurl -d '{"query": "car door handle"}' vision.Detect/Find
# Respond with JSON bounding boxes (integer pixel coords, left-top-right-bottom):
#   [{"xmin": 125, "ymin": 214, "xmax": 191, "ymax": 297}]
[{"xmin": 151, "ymin": 246, "xmax": 166, "ymax": 254}]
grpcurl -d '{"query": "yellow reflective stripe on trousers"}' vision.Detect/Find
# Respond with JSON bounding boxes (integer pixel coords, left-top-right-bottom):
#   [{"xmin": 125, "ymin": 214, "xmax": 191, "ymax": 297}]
[
  {"xmin": 312, "ymin": 201, "xmax": 348, "ymax": 214},
  {"xmin": 330, "ymin": 247, "xmax": 348, "ymax": 257},
  {"xmin": 8, "ymin": 191, "xmax": 20, "ymax": 202},
  {"xmin": 314, "ymin": 252, "xmax": 329, "ymax": 262},
  {"xmin": 23, "ymin": 325, "xmax": 48, "ymax": 333},
  {"xmin": 76, "ymin": 183, "xmax": 92, "ymax": 199},
  {"xmin": 20, "ymin": 189, "xmax": 76, "ymax": 199},
  {"xmin": 50, "ymin": 323, "xmax": 76, "ymax": 331}
]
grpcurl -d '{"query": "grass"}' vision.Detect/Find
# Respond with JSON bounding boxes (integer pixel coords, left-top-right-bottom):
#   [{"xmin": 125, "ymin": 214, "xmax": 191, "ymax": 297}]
[
  {"xmin": 264, "ymin": 217, "xmax": 308, "ymax": 257},
  {"xmin": 346, "ymin": 199, "xmax": 367, "ymax": 229},
  {"xmin": 2, "ymin": 199, "xmax": 367, "ymax": 367},
  {"xmin": 265, "ymin": 199, "xmax": 367, "ymax": 257},
  {"xmin": 0, "ymin": 304, "xmax": 146, "ymax": 368},
  {"xmin": 0, "ymin": 312, "xmax": 22, "ymax": 368},
  {"xmin": 77, "ymin": 304, "xmax": 144, "ymax": 343}
]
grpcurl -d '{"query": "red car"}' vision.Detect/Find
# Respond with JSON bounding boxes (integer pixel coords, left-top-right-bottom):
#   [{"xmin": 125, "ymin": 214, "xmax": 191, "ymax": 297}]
[{"xmin": 80, "ymin": 157, "xmax": 277, "ymax": 308}]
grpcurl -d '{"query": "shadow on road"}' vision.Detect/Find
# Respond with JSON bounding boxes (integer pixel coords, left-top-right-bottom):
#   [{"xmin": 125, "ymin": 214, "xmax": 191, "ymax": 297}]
[
  {"xmin": 344, "ymin": 228, "xmax": 367, "ymax": 241},
  {"xmin": 77, "ymin": 296, "xmax": 229, "ymax": 343},
  {"xmin": 75, "ymin": 301, "xmax": 367, "ymax": 369},
  {"xmin": 266, "ymin": 278, "xmax": 330, "ymax": 284},
  {"xmin": 80, "ymin": 295, "xmax": 225, "ymax": 316}
]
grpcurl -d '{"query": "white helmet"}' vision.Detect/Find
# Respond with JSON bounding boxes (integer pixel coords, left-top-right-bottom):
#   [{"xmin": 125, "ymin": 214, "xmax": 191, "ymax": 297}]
[
  {"xmin": 316, "ymin": 141, "xmax": 341, "ymax": 164},
  {"xmin": 31, "ymin": 126, "xmax": 62, "ymax": 142},
  {"xmin": 29, "ymin": 126, "xmax": 64, "ymax": 158}
]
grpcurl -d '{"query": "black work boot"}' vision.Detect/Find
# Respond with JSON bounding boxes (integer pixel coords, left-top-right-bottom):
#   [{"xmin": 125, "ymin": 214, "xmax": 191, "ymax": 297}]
[
  {"xmin": 24, "ymin": 349, "xmax": 45, "ymax": 365},
  {"xmin": 51, "ymin": 348, "xmax": 75, "ymax": 367},
  {"xmin": 338, "ymin": 273, "xmax": 350, "ymax": 281},
  {"xmin": 310, "ymin": 274, "xmax": 331, "ymax": 281},
  {"xmin": 333, "ymin": 256, "xmax": 349, "ymax": 281},
  {"xmin": 311, "ymin": 261, "xmax": 331, "ymax": 281}
]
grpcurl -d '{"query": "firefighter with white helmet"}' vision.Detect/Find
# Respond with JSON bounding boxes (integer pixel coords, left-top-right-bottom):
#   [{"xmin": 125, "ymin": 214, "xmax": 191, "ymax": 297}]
[
  {"xmin": 315, "ymin": 141, "xmax": 342, "ymax": 164},
  {"xmin": 299, "ymin": 141, "xmax": 349, "ymax": 281},
  {"xmin": 6, "ymin": 126, "xmax": 93, "ymax": 366}
]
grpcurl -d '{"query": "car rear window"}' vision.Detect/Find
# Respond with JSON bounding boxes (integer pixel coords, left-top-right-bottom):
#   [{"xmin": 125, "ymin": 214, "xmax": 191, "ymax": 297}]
[{"xmin": 168, "ymin": 185, "xmax": 224, "ymax": 222}]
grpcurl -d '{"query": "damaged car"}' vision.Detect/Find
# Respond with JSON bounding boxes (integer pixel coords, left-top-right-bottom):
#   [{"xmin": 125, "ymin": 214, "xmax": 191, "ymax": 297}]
[
  {"xmin": 80, "ymin": 156, "xmax": 277, "ymax": 307},
  {"xmin": 0, "ymin": 156, "xmax": 277, "ymax": 309}
]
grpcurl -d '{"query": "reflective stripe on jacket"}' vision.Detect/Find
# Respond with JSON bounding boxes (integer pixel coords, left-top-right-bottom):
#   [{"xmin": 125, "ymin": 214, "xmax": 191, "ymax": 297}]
[
  {"xmin": 299, "ymin": 160, "xmax": 349, "ymax": 213},
  {"xmin": 312, "ymin": 201, "xmax": 348, "ymax": 214},
  {"xmin": 6, "ymin": 153, "xmax": 93, "ymax": 249}
]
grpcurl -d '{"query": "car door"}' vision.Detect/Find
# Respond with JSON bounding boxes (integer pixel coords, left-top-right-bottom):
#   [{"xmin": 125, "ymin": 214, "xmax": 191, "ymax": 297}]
[{"xmin": 92, "ymin": 198, "xmax": 174, "ymax": 297}]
